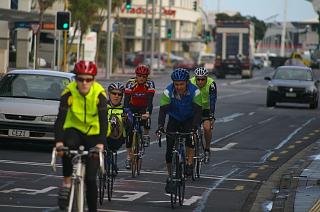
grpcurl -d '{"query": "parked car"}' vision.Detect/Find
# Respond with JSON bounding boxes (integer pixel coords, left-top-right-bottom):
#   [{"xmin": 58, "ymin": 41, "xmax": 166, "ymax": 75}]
[
  {"xmin": 251, "ymin": 56, "xmax": 264, "ymax": 70},
  {"xmin": 0, "ymin": 69, "xmax": 75, "ymax": 142},
  {"xmin": 264, "ymin": 66, "xmax": 319, "ymax": 109},
  {"xmin": 197, "ymin": 53, "xmax": 215, "ymax": 72}
]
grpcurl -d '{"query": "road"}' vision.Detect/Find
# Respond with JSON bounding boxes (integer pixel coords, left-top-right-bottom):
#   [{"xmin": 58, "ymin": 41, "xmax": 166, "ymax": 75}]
[{"xmin": 0, "ymin": 67, "xmax": 320, "ymax": 212}]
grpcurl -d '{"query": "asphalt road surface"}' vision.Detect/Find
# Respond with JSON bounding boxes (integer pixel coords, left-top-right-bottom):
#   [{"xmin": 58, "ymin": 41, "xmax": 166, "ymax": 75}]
[{"xmin": 0, "ymin": 67, "xmax": 320, "ymax": 212}]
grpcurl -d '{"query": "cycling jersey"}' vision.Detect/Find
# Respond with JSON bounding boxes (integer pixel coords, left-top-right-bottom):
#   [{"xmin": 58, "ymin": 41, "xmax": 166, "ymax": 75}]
[
  {"xmin": 190, "ymin": 76, "xmax": 217, "ymax": 116},
  {"xmin": 124, "ymin": 78, "xmax": 155, "ymax": 113},
  {"xmin": 106, "ymin": 102, "xmax": 126, "ymax": 139},
  {"xmin": 158, "ymin": 82, "xmax": 202, "ymax": 127},
  {"xmin": 54, "ymin": 82, "xmax": 108, "ymax": 144}
]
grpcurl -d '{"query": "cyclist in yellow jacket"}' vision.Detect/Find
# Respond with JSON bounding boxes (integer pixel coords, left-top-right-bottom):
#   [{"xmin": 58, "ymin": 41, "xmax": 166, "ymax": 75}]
[{"xmin": 54, "ymin": 60, "xmax": 108, "ymax": 212}]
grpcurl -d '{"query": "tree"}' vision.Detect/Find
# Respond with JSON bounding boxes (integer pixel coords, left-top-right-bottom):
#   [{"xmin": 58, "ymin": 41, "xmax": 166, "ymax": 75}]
[{"xmin": 36, "ymin": 0, "xmax": 57, "ymax": 69}]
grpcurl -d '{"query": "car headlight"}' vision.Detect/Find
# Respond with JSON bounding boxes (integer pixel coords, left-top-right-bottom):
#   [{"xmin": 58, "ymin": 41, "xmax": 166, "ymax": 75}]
[
  {"xmin": 41, "ymin": 115, "xmax": 57, "ymax": 122},
  {"xmin": 306, "ymin": 86, "xmax": 316, "ymax": 94},
  {"xmin": 0, "ymin": 113, "xmax": 5, "ymax": 120},
  {"xmin": 268, "ymin": 84, "xmax": 278, "ymax": 91}
]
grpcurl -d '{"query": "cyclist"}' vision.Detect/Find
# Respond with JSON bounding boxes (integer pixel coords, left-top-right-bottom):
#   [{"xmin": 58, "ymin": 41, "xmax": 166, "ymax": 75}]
[
  {"xmin": 106, "ymin": 82, "xmax": 132, "ymax": 154},
  {"xmin": 54, "ymin": 60, "xmax": 108, "ymax": 212},
  {"xmin": 124, "ymin": 64, "xmax": 155, "ymax": 169},
  {"xmin": 157, "ymin": 68, "xmax": 202, "ymax": 193},
  {"xmin": 190, "ymin": 67, "xmax": 217, "ymax": 162}
]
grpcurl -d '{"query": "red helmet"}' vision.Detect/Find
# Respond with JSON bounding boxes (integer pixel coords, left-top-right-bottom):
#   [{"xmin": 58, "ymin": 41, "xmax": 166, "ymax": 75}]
[
  {"xmin": 74, "ymin": 60, "xmax": 97, "ymax": 76},
  {"xmin": 135, "ymin": 64, "xmax": 150, "ymax": 75}
]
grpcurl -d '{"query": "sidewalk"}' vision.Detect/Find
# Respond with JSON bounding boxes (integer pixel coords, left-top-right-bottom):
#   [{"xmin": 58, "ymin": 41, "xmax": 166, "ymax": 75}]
[{"xmin": 294, "ymin": 149, "xmax": 320, "ymax": 212}]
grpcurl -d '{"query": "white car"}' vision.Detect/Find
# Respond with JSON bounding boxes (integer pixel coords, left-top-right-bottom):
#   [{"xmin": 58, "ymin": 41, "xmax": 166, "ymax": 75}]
[{"xmin": 0, "ymin": 69, "xmax": 75, "ymax": 142}]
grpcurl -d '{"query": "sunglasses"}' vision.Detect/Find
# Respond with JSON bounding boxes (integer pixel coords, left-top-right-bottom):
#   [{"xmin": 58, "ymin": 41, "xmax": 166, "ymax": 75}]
[
  {"xmin": 110, "ymin": 92, "xmax": 123, "ymax": 97},
  {"xmin": 76, "ymin": 77, "xmax": 94, "ymax": 83},
  {"xmin": 196, "ymin": 78, "xmax": 206, "ymax": 81},
  {"xmin": 137, "ymin": 74, "xmax": 148, "ymax": 78}
]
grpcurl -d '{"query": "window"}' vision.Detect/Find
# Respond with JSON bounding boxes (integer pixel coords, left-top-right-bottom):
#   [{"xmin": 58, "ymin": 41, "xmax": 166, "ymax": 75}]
[{"xmin": 11, "ymin": 0, "xmax": 18, "ymax": 9}]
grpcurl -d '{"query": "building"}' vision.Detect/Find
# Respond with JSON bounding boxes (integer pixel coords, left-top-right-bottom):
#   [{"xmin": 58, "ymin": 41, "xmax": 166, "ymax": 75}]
[{"xmin": 0, "ymin": 0, "xmax": 205, "ymax": 74}]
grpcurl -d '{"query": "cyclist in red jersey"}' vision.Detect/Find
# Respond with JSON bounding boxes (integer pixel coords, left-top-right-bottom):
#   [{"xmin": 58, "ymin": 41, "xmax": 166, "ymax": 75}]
[{"xmin": 124, "ymin": 64, "xmax": 155, "ymax": 169}]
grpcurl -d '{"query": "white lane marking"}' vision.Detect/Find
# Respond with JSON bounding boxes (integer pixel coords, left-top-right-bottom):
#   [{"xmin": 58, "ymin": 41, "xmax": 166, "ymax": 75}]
[
  {"xmin": 260, "ymin": 151, "xmax": 274, "ymax": 163},
  {"xmin": 211, "ymin": 142, "xmax": 237, "ymax": 151},
  {"xmin": 0, "ymin": 204, "xmax": 55, "ymax": 209},
  {"xmin": 194, "ymin": 168, "xmax": 239, "ymax": 212},
  {"xmin": 0, "ymin": 186, "xmax": 56, "ymax": 195},
  {"xmin": 215, "ymin": 113, "xmax": 244, "ymax": 123},
  {"xmin": 249, "ymin": 112, "xmax": 255, "ymax": 116},
  {"xmin": 218, "ymin": 91, "xmax": 252, "ymax": 99},
  {"xmin": 258, "ymin": 117, "xmax": 275, "ymax": 124},
  {"xmin": 275, "ymin": 118, "xmax": 315, "ymax": 150},
  {"xmin": 148, "ymin": 195, "xmax": 202, "ymax": 206},
  {"xmin": 111, "ymin": 190, "xmax": 148, "ymax": 201}
]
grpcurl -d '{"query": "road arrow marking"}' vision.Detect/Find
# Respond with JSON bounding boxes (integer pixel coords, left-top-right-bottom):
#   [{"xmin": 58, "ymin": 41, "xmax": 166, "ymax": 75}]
[{"xmin": 211, "ymin": 143, "xmax": 237, "ymax": 151}]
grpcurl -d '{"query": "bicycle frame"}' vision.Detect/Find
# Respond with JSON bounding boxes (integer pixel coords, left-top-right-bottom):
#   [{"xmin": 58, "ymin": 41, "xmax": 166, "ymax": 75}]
[{"xmin": 51, "ymin": 146, "xmax": 104, "ymax": 212}]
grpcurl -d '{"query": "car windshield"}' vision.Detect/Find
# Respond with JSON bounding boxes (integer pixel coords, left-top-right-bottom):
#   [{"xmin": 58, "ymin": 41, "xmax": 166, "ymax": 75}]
[
  {"xmin": 200, "ymin": 55, "xmax": 215, "ymax": 63},
  {"xmin": 0, "ymin": 74, "xmax": 71, "ymax": 100},
  {"xmin": 274, "ymin": 68, "xmax": 313, "ymax": 81}
]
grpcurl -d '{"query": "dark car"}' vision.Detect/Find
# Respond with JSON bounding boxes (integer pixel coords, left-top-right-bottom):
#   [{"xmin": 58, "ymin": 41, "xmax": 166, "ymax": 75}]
[{"xmin": 264, "ymin": 66, "xmax": 319, "ymax": 109}]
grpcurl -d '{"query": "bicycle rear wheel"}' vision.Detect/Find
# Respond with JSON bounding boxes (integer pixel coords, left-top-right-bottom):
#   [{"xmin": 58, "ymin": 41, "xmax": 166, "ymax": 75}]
[
  {"xmin": 107, "ymin": 152, "xmax": 115, "ymax": 201},
  {"xmin": 131, "ymin": 132, "xmax": 138, "ymax": 178},
  {"xmin": 136, "ymin": 133, "xmax": 143, "ymax": 176},
  {"xmin": 170, "ymin": 152, "xmax": 179, "ymax": 208}
]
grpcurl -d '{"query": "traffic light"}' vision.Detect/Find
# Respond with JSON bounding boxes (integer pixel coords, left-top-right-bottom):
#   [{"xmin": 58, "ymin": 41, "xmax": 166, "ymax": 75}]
[
  {"xmin": 125, "ymin": 0, "xmax": 132, "ymax": 10},
  {"xmin": 193, "ymin": 1, "xmax": 197, "ymax": 11},
  {"xmin": 167, "ymin": 28, "xmax": 172, "ymax": 39},
  {"xmin": 56, "ymin": 11, "xmax": 70, "ymax": 30}
]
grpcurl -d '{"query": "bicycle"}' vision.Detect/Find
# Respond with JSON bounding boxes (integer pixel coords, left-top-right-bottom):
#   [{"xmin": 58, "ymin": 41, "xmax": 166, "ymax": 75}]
[
  {"xmin": 130, "ymin": 113, "xmax": 145, "ymax": 178},
  {"xmin": 99, "ymin": 107, "xmax": 126, "ymax": 204},
  {"xmin": 99, "ymin": 148, "xmax": 117, "ymax": 204},
  {"xmin": 51, "ymin": 145, "xmax": 104, "ymax": 212},
  {"xmin": 158, "ymin": 130, "xmax": 195, "ymax": 208}
]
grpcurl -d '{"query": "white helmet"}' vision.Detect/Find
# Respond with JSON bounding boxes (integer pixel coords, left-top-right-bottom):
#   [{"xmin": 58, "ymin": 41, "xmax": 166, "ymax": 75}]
[{"xmin": 194, "ymin": 67, "xmax": 209, "ymax": 77}]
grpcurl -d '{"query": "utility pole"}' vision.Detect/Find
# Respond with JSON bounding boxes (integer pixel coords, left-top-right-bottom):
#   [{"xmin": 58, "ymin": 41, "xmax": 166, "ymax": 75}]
[
  {"xmin": 280, "ymin": 0, "xmax": 287, "ymax": 57},
  {"xmin": 150, "ymin": 0, "xmax": 155, "ymax": 76},
  {"xmin": 144, "ymin": 0, "xmax": 149, "ymax": 64},
  {"xmin": 63, "ymin": 0, "xmax": 68, "ymax": 72},
  {"xmin": 105, "ymin": 0, "xmax": 112, "ymax": 79},
  {"xmin": 157, "ymin": 0, "xmax": 162, "ymax": 72}
]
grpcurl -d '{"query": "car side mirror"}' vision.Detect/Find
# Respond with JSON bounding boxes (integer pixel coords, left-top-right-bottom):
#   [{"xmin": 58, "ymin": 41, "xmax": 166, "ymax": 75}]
[{"xmin": 264, "ymin": 76, "xmax": 271, "ymax": 81}]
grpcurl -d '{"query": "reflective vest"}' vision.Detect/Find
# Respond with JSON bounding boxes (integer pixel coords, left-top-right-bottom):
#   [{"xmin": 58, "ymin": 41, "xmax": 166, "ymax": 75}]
[
  {"xmin": 190, "ymin": 76, "xmax": 214, "ymax": 110},
  {"xmin": 63, "ymin": 81, "xmax": 106, "ymax": 135},
  {"xmin": 106, "ymin": 104, "xmax": 126, "ymax": 139}
]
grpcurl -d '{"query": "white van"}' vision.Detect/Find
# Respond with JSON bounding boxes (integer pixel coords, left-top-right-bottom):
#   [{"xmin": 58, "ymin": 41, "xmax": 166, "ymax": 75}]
[{"xmin": 197, "ymin": 53, "xmax": 215, "ymax": 72}]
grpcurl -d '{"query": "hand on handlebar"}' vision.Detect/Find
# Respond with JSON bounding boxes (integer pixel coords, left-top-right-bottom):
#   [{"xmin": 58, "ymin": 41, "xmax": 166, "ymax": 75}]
[
  {"xmin": 55, "ymin": 142, "xmax": 64, "ymax": 157},
  {"xmin": 142, "ymin": 112, "xmax": 150, "ymax": 120},
  {"xmin": 156, "ymin": 126, "xmax": 164, "ymax": 138}
]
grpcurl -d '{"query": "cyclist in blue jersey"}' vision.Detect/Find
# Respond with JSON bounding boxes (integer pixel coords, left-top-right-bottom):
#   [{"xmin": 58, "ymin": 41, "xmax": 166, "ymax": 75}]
[
  {"xmin": 157, "ymin": 68, "xmax": 202, "ymax": 193},
  {"xmin": 190, "ymin": 67, "xmax": 217, "ymax": 162}
]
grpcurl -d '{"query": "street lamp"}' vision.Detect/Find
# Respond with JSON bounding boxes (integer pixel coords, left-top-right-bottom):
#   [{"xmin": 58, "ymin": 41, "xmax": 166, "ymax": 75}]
[{"xmin": 310, "ymin": 0, "xmax": 320, "ymax": 47}]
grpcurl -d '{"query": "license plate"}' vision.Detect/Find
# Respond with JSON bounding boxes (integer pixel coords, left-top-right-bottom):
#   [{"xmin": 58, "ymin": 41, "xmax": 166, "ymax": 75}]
[
  {"xmin": 228, "ymin": 64, "xmax": 234, "ymax": 68},
  {"xmin": 8, "ymin": 129, "xmax": 30, "ymax": 137},
  {"xmin": 285, "ymin": 92, "xmax": 296, "ymax": 97}
]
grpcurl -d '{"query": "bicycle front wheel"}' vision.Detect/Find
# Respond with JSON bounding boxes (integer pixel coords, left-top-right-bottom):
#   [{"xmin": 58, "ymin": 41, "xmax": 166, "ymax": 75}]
[
  {"xmin": 107, "ymin": 153, "xmax": 115, "ymax": 201},
  {"xmin": 136, "ymin": 133, "xmax": 143, "ymax": 176},
  {"xmin": 170, "ymin": 152, "xmax": 179, "ymax": 208},
  {"xmin": 131, "ymin": 132, "xmax": 138, "ymax": 178},
  {"xmin": 178, "ymin": 161, "xmax": 186, "ymax": 206},
  {"xmin": 98, "ymin": 171, "xmax": 106, "ymax": 205}
]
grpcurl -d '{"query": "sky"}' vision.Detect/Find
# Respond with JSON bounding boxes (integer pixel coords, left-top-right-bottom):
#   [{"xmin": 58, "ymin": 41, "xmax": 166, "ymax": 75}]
[{"xmin": 203, "ymin": 0, "xmax": 318, "ymax": 22}]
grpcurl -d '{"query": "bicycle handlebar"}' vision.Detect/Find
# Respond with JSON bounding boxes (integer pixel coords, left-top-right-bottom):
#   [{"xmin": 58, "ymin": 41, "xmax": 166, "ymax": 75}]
[{"xmin": 51, "ymin": 145, "xmax": 105, "ymax": 174}]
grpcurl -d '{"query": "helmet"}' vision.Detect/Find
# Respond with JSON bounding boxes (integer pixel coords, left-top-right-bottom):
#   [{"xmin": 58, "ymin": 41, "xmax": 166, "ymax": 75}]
[
  {"xmin": 171, "ymin": 68, "xmax": 190, "ymax": 81},
  {"xmin": 74, "ymin": 60, "xmax": 97, "ymax": 76},
  {"xmin": 194, "ymin": 67, "xmax": 209, "ymax": 77},
  {"xmin": 108, "ymin": 82, "xmax": 125, "ymax": 92},
  {"xmin": 135, "ymin": 64, "xmax": 150, "ymax": 75}
]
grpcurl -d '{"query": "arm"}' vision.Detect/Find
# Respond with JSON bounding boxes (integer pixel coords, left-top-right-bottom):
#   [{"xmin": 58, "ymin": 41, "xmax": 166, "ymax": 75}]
[
  {"xmin": 97, "ymin": 93, "xmax": 108, "ymax": 144},
  {"xmin": 192, "ymin": 89, "xmax": 202, "ymax": 128},
  {"xmin": 124, "ymin": 80, "xmax": 133, "ymax": 108},
  {"xmin": 146, "ymin": 80, "xmax": 156, "ymax": 114},
  {"xmin": 54, "ymin": 92, "xmax": 71, "ymax": 144},
  {"xmin": 158, "ymin": 88, "xmax": 170, "ymax": 128},
  {"xmin": 209, "ymin": 81, "xmax": 217, "ymax": 117}
]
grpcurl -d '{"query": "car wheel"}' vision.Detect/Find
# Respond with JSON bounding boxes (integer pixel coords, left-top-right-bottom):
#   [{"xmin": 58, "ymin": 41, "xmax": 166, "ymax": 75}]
[
  {"xmin": 310, "ymin": 99, "xmax": 318, "ymax": 109},
  {"xmin": 266, "ymin": 93, "xmax": 276, "ymax": 107}
]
